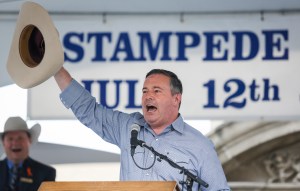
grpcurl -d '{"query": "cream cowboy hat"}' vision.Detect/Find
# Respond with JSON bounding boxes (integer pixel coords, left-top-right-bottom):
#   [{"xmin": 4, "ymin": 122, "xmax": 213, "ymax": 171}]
[
  {"xmin": 0, "ymin": 116, "xmax": 41, "ymax": 144},
  {"xmin": 6, "ymin": 1, "xmax": 64, "ymax": 89}
]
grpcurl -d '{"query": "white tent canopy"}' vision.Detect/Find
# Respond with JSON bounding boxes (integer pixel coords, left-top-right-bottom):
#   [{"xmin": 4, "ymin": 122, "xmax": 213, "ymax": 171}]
[{"xmin": 1, "ymin": 0, "xmax": 299, "ymax": 14}]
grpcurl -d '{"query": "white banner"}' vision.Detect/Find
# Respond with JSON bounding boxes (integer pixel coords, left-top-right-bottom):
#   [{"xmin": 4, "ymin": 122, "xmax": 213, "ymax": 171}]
[
  {"xmin": 0, "ymin": 20, "xmax": 15, "ymax": 86},
  {"xmin": 22, "ymin": 13, "xmax": 300, "ymax": 120}
]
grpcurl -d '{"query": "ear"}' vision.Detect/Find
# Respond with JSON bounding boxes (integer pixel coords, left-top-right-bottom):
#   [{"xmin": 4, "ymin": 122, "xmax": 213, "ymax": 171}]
[{"xmin": 173, "ymin": 93, "xmax": 182, "ymax": 106}]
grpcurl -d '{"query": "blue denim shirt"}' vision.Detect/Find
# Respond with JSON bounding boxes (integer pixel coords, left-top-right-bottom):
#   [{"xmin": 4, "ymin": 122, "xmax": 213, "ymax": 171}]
[{"xmin": 59, "ymin": 79, "xmax": 230, "ymax": 191}]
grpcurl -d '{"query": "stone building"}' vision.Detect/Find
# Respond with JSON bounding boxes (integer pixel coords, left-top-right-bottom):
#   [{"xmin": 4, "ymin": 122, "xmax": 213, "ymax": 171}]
[{"xmin": 209, "ymin": 121, "xmax": 300, "ymax": 191}]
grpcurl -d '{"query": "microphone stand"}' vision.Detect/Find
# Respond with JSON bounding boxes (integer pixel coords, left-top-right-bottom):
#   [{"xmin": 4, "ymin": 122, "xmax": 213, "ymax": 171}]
[{"xmin": 137, "ymin": 140, "xmax": 209, "ymax": 191}]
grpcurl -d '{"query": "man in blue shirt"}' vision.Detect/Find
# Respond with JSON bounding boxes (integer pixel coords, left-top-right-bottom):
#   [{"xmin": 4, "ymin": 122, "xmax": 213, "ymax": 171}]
[{"xmin": 54, "ymin": 67, "xmax": 230, "ymax": 191}]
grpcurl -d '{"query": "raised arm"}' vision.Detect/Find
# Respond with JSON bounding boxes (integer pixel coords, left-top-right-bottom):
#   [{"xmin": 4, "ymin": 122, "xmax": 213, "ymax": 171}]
[{"xmin": 54, "ymin": 67, "xmax": 72, "ymax": 91}]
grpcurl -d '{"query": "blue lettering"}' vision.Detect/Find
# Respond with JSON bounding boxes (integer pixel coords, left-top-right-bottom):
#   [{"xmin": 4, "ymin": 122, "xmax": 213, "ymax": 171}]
[
  {"xmin": 175, "ymin": 32, "xmax": 200, "ymax": 61},
  {"xmin": 125, "ymin": 80, "xmax": 142, "ymax": 109},
  {"xmin": 203, "ymin": 32, "xmax": 228, "ymax": 61},
  {"xmin": 97, "ymin": 80, "xmax": 122, "ymax": 109},
  {"xmin": 262, "ymin": 79, "xmax": 280, "ymax": 101},
  {"xmin": 249, "ymin": 79, "xmax": 260, "ymax": 101},
  {"xmin": 81, "ymin": 79, "xmax": 141, "ymax": 110},
  {"xmin": 110, "ymin": 33, "xmax": 136, "ymax": 61},
  {"xmin": 62, "ymin": 29, "xmax": 290, "ymax": 63},
  {"xmin": 64, "ymin": 32, "xmax": 84, "ymax": 63},
  {"xmin": 138, "ymin": 32, "xmax": 172, "ymax": 61},
  {"xmin": 81, "ymin": 80, "xmax": 94, "ymax": 92},
  {"xmin": 262, "ymin": 30, "xmax": 288, "ymax": 60},
  {"xmin": 87, "ymin": 32, "xmax": 112, "ymax": 62},
  {"xmin": 232, "ymin": 31, "xmax": 259, "ymax": 60}
]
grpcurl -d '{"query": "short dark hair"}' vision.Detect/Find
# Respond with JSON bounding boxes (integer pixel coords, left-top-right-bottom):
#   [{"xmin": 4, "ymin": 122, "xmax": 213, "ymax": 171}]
[
  {"xmin": 146, "ymin": 69, "xmax": 183, "ymax": 95},
  {"xmin": 1, "ymin": 131, "xmax": 31, "ymax": 141}
]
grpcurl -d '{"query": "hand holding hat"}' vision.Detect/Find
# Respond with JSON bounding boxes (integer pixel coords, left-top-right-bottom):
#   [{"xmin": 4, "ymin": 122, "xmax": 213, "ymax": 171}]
[{"xmin": 6, "ymin": 1, "xmax": 64, "ymax": 89}]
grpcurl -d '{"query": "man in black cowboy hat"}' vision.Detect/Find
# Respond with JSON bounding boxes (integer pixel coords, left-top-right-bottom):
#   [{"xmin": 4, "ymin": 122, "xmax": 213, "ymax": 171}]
[{"xmin": 0, "ymin": 116, "xmax": 56, "ymax": 191}]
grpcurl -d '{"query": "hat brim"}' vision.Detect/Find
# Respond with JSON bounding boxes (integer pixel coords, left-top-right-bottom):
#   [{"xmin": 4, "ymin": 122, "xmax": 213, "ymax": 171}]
[
  {"xmin": 0, "ymin": 123, "xmax": 41, "ymax": 145},
  {"xmin": 6, "ymin": 1, "xmax": 64, "ymax": 89},
  {"xmin": 29, "ymin": 123, "xmax": 41, "ymax": 144}
]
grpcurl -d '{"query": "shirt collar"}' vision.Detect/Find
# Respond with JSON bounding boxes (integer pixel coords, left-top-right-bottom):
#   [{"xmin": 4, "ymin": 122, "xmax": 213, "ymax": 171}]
[
  {"xmin": 171, "ymin": 114, "xmax": 185, "ymax": 134},
  {"xmin": 6, "ymin": 158, "xmax": 23, "ymax": 169},
  {"xmin": 142, "ymin": 113, "xmax": 185, "ymax": 134}
]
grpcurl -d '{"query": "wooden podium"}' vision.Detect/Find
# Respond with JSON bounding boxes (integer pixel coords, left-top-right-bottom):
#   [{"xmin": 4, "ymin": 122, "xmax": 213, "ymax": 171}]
[{"xmin": 38, "ymin": 181, "xmax": 180, "ymax": 191}]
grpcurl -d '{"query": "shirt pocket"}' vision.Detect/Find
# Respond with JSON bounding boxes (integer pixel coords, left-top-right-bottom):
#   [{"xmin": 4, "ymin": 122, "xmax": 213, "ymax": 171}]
[
  {"xmin": 156, "ymin": 149, "xmax": 192, "ymax": 179},
  {"xmin": 126, "ymin": 146, "xmax": 146, "ymax": 173},
  {"xmin": 165, "ymin": 149, "xmax": 190, "ymax": 166}
]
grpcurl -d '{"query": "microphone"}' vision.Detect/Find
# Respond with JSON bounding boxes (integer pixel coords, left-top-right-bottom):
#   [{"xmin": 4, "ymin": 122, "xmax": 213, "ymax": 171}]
[{"xmin": 130, "ymin": 124, "xmax": 140, "ymax": 156}]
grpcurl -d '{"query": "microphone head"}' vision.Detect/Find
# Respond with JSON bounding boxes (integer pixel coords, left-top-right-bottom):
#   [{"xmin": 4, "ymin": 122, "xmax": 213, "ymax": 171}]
[{"xmin": 131, "ymin": 124, "xmax": 140, "ymax": 132}]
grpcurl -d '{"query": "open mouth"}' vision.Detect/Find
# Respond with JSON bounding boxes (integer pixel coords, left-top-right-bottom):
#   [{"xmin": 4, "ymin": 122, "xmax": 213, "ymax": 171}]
[
  {"xmin": 146, "ymin": 105, "xmax": 157, "ymax": 112},
  {"xmin": 12, "ymin": 148, "xmax": 22, "ymax": 153}
]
